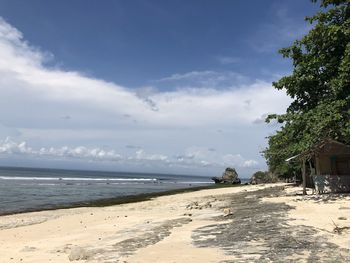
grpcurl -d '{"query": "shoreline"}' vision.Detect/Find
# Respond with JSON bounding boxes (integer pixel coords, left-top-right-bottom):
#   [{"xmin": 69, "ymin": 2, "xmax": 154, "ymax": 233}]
[
  {"xmin": 0, "ymin": 183, "xmax": 269, "ymax": 263},
  {"xmin": 0, "ymin": 183, "xmax": 242, "ymax": 217},
  {"xmin": 2, "ymin": 183, "xmax": 349, "ymax": 262}
]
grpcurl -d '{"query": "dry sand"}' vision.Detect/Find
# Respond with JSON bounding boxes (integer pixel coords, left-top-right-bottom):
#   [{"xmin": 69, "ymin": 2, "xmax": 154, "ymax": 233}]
[
  {"xmin": 264, "ymin": 186, "xmax": 350, "ymax": 250},
  {"xmin": 1, "ymin": 183, "xmax": 350, "ymax": 263},
  {"xmin": 0, "ymin": 184, "xmax": 269, "ymax": 263}
]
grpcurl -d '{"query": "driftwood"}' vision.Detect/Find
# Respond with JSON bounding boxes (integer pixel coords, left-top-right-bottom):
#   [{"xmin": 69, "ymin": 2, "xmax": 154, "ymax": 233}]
[{"xmin": 332, "ymin": 220, "xmax": 350, "ymax": 234}]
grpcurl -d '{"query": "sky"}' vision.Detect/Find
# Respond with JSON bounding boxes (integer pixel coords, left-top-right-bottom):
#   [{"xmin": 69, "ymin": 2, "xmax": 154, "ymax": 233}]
[{"xmin": 0, "ymin": 0, "xmax": 320, "ymax": 177}]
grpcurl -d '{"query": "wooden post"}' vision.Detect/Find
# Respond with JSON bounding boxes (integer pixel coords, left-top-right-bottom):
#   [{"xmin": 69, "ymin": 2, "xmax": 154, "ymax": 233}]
[
  {"xmin": 315, "ymin": 154, "xmax": 320, "ymax": 176},
  {"xmin": 302, "ymin": 157, "xmax": 307, "ymax": 195}
]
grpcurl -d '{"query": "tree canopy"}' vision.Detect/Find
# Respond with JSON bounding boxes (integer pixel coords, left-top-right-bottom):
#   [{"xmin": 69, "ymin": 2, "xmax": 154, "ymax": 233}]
[{"xmin": 264, "ymin": 0, "xmax": 350, "ymax": 178}]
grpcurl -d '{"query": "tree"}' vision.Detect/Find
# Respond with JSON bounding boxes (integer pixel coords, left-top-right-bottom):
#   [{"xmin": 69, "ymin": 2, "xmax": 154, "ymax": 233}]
[
  {"xmin": 250, "ymin": 171, "xmax": 278, "ymax": 184},
  {"xmin": 264, "ymin": 0, "xmax": 350, "ymax": 178}
]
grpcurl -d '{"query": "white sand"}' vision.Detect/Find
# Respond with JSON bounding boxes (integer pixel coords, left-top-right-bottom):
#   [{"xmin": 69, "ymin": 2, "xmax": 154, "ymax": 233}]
[
  {"xmin": 2, "ymin": 183, "xmax": 350, "ymax": 263},
  {"xmin": 263, "ymin": 185, "xmax": 350, "ymax": 249},
  {"xmin": 0, "ymin": 184, "xmax": 270, "ymax": 263}
]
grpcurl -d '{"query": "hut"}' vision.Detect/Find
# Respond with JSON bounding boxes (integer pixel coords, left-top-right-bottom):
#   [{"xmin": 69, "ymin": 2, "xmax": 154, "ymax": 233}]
[{"xmin": 286, "ymin": 139, "xmax": 350, "ymax": 194}]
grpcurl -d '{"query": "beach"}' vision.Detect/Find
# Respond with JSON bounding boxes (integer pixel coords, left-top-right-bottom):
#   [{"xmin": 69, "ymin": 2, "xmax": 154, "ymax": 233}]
[{"xmin": 1, "ymin": 183, "xmax": 350, "ymax": 263}]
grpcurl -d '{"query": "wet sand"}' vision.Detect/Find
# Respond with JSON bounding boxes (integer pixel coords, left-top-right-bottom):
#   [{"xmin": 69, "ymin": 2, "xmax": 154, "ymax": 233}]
[{"xmin": 1, "ymin": 183, "xmax": 350, "ymax": 262}]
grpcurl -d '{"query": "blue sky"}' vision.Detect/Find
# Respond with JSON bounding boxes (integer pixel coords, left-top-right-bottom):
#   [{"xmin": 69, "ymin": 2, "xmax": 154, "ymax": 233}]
[{"xmin": 0, "ymin": 0, "xmax": 319, "ymax": 177}]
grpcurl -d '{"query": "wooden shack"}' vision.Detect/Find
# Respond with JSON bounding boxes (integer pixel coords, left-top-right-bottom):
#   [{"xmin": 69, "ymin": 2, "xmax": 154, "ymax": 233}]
[{"xmin": 287, "ymin": 139, "xmax": 350, "ymax": 194}]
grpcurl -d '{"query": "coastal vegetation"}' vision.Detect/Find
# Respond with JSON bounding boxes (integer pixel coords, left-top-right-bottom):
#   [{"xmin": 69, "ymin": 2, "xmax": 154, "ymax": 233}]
[
  {"xmin": 250, "ymin": 170, "xmax": 278, "ymax": 184},
  {"xmin": 264, "ymin": 0, "xmax": 350, "ymax": 178}
]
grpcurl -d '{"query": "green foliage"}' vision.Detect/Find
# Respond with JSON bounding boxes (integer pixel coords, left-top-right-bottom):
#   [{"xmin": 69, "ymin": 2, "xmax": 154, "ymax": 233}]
[
  {"xmin": 252, "ymin": 171, "xmax": 268, "ymax": 179},
  {"xmin": 264, "ymin": 0, "xmax": 350, "ymax": 178},
  {"xmin": 251, "ymin": 171, "xmax": 279, "ymax": 183}
]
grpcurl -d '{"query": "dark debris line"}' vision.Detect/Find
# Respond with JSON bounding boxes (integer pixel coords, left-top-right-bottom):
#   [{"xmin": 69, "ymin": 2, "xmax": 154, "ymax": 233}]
[
  {"xmin": 192, "ymin": 186, "xmax": 350, "ymax": 263},
  {"xmin": 92, "ymin": 218, "xmax": 192, "ymax": 262},
  {"xmin": 113, "ymin": 218, "xmax": 192, "ymax": 256}
]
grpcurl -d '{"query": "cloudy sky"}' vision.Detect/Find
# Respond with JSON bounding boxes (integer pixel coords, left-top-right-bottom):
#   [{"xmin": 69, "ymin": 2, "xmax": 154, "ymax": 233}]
[{"xmin": 0, "ymin": 0, "xmax": 318, "ymax": 177}]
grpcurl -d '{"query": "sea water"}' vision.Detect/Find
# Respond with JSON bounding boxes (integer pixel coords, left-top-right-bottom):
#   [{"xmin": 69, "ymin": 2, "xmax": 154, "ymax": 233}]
[{"xmin": 0, "ymin": 166, "xmax": 213, "ymax": 215}]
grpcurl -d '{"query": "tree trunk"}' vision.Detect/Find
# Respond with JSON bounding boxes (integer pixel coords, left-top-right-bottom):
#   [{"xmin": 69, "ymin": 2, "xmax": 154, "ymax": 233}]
[{"xmin": 302, "ymin": 158, "xmax": 307, "ymax": 195}]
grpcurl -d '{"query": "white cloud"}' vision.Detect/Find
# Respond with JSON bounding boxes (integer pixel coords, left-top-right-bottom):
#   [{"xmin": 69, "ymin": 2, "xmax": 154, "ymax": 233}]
[
  {"xmin": 154, "ymin": 70, "xmax": 249, "ymax": 89},
  {"xmin": 0, "ymin": 17, "xmax": 291, "ymax": 130},
  {"xmin": 0, "ymin": 17, "xmax": 291, "ymax": 175},
  {"xmin": 175, "ymin": 147, "xmax": 259, "ymax": 169},
  {"xmin": 0, "ymin": 137, "xmax": 122, "ymax": 161},
  {"xmin": 149, "ymin": 80, "xmax": 290, "ymax": 126},
  {"xmin": 253, "ymin": 113, "xmax": 269, "ymax": 124},
  {"xmin": 134, "ymin": 149, "xmax": 168, "ymax": 162},
  {"xmin": 242, "ymin": 160, "xmax": 259, "ymax": 168},
  {"xmin": 222, "ymin": 153, "xmax": 258, "ymax": 168},
  {"xmin": 0, "ymin": 138, "xmax": 258, "ymax": 171},
  {"xmin": 0, "ymin": 137, "xmax": 33, "ymax": 155}
]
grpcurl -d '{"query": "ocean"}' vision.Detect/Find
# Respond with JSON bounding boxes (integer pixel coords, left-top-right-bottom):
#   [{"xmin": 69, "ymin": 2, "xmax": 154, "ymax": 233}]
[{"xmin": 0, "ymin": 166, "xmax": 213, "ymax": 215}]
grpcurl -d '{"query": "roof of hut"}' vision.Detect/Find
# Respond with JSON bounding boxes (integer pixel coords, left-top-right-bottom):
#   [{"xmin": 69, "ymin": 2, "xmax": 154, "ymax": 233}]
[{"xmin": 286, "ymin": 138, "xmax": 350, "ymax": 162}]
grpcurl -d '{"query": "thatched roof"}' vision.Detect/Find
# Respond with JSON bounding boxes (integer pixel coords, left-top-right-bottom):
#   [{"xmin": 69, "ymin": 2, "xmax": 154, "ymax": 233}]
[{"xmin": 286, "ymin": 138, "xmax": 350, "ymax": 162}]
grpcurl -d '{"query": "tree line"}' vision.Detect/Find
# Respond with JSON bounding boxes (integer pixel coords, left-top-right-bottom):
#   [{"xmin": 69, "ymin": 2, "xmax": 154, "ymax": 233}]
[{"xmin": 264, "ymin": 0, "xmax": 350, "ymax": 179}]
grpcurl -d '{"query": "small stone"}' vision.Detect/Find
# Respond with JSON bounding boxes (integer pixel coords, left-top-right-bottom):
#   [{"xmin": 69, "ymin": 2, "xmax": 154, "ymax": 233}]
[
  {"xmin": 338, "ymin": 217, "xmax": 347, "ymax": 220},
  {"xmin": 223, "ymin": 208, "xmax": 232, "ymax": 216}
]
